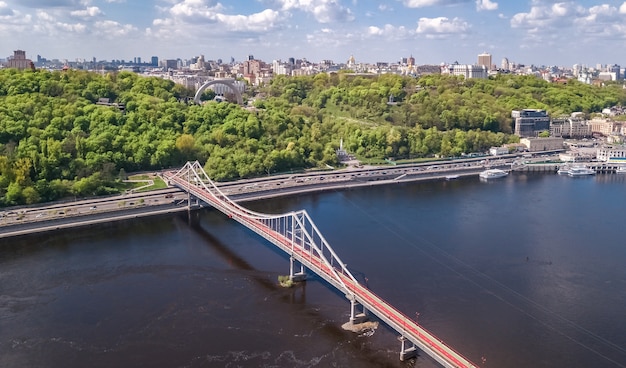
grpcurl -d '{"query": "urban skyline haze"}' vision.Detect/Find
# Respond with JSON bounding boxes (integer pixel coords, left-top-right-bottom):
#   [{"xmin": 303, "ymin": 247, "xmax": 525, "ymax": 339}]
[{"xmin": 2, "ymin": 0, "xmax": 626, "ymax": 66}]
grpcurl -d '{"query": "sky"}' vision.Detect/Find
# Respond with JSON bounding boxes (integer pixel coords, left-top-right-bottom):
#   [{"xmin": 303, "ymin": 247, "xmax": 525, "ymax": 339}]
[{"xmin": 2, "ymin": 0, "xmax": 626, "ymax": 67}]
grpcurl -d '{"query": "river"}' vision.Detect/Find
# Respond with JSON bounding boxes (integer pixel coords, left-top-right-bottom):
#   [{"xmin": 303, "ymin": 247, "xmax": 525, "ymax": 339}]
[{"xmin": 1, "ymin": 172, "xmax": 626, "ymax": 368}]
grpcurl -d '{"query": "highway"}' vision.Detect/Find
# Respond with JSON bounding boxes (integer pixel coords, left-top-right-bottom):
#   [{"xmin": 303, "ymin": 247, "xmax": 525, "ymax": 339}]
[{"xmin": 0, "ymin": 153, "xmax": 558, "ymax": 239}]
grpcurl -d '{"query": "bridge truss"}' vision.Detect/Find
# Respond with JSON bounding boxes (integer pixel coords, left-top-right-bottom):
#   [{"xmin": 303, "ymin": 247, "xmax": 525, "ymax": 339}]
[{"xmin": 163, "ymin": 161, "xmax": 478, "ymax": 368}]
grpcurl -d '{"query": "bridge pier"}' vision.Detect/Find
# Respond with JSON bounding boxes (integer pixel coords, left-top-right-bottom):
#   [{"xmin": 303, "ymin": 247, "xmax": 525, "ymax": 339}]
[
  {"xmin": 349, "ymin": 297, "xmax": 368, "ymax": 324},
  {"xmin": 289, "ymin": 256, "xmax": 306, "ymax": 282},
  {"xmin": 399, "ymin": 336, "xmax": 418, "ymax": 361}
]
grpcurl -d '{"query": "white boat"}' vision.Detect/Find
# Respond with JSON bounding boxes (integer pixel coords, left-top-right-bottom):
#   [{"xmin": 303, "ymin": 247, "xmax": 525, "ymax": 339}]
[
  {"xmin": 557, "ymin": 165, "xmax": 571, "ymax": 175},
  {"xmin": 479, "ymin": 169, "xmax": 508, "ymax": 179},
  {"xmin": 445, "ymin": 174, "xmax": 459, "ymax": 180},
  {"xmin": 616, "ymin": 166, "xmax": 626, "ymax": 174},
  {"xmin": 567, "ymin": 166, "xmax": 595, "ymax": 176}
]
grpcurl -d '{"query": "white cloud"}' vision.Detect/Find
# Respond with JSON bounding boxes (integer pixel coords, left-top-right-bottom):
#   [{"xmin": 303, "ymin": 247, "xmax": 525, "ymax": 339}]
[
  {"xmin": 510, "ymin": 2, "xmax": 585, "ymax": 30},
  {"xmin": 149, "ymin": 0, "xmax": 285, "ymax": 42},
  {"xmin": 0, "ymin": 3, "xmax": 31, "ymax": 33},
  {"xmin": 476, "ymin": 0, "xmax": 497, "ymax": 12},
  {"xmin": 30, "ymin": 10, "xmax": 86, "ymax": 35},
  {"xmin": 215, "ymin": 9, "xmax": 282, "ymax": 32},
  {"xmin": 278, "ymin": 0, "xmax": 353, "ymax": 23},
  {"xmin": 367, "ymin": 24, "xmax": 410, "ymax": 38},
  {"xmin": 416, "ymin": 16, "xmax": 469, "ymax": 37},
  {"xmin": 70, "ymin": 6, "xmax": 102, "ymax": 18},
  {"xmin": 510, "ymin": 1, "xmax": 626, "ymax": 53},
  {"xmin": 94, "ymin": 20, "xmax": 137, "ymax": 37}
]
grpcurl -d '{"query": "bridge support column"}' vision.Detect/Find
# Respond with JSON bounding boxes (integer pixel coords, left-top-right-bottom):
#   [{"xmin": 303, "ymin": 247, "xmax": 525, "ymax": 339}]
[
  {"xmin": 349, "ymin": 297, "xmax": 368, "ymax": 324},
  {"xmin": 399, "ymin": 336, "xmax": 417, "ymax": 361},
  {"xmin": 289, "ymin": 256, "xmax": 306, "ymax": 282}
]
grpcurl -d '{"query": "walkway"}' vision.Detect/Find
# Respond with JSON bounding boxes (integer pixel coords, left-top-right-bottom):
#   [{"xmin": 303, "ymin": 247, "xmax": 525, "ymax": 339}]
[{"xmin": 163, "ymin": 161, "xmax": 478, "ymax": 368}]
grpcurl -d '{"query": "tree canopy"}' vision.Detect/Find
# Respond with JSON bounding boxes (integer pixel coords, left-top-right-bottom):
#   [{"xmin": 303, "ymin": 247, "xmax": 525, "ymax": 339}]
[{"xmin": 1, "ymin": 68, "xmax": 624, "ymax": 206}]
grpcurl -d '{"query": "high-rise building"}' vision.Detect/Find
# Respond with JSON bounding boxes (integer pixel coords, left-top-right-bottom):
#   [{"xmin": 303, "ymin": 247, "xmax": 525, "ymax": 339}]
[
  {"xmin": 151, "ymin": 56, "xmax": 158, "ymax": 67},
  {"xmin": 501, "ymin": 57, "xmax": 509, "ymax": 71},
  {"xmin": 512, "ymin": 109, "xmax": 550, "ymax": 137},
  {"xmin": 243, "ymin": 59, "xmax": 261, "ymax": 76},
  {"xmin": 609, "ymin": 64, "xmax": 621, "ymax": 80},
  {"xmin": 6, "ymin": 50, "xmax": 33, "ymax": 70},
  {"xmin": 477, "ymin": 52, "xmax": 492, "ymax": 70}
]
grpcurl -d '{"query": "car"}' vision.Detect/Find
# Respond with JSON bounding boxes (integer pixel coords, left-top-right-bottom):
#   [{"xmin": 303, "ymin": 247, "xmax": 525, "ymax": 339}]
[
  {"xmin": 89, "ymin": 206, "xmax": 97, "ymax": 210},
  {"xmin": 165, "ymin": 194, "xmax": 174, "ymax": 198}
]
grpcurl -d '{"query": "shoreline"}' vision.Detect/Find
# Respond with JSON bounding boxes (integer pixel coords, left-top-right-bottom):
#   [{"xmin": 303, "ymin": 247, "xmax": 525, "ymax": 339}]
[{"xmin": 0, "ymin": 165, "xmax": 491, "ymax": 239}]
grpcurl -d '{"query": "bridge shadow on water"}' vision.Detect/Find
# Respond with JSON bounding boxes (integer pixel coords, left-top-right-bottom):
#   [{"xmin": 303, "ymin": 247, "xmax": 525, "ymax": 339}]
[{"xmin": 180, "ymin": 210, "xmax": 406, "ymax": 367}]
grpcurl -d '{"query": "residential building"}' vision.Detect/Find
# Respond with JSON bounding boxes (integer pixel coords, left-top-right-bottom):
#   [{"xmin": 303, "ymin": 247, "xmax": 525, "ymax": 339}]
[
  {"xmin": 272, "ymin": 59, "xmax": 292, "ymax": 75},
  {"xmin": 243, "ymin": 59, "xmax": 261, "ymax": 76},
  {"xmin": 6, "ymin": 50, "xmax": 34, "ymax": 70},
  {"xmin": 587, "ymin": 117, "xmax": 623, "ymax": 136},
  {"xmin": 512, "ymin": 109, "xmax": 551, "ymax": 137},
  {"xmin": 550, "ymin": 114, "xmax": 592, "ymax": 138},
  {"xmin": 477, "ymin": 52, "xmax": 492, "ymax": 70}
]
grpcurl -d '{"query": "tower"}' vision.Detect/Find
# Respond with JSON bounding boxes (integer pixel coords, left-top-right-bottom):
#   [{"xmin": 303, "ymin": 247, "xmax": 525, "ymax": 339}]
[{"xmin": 478, "ymin": 52, "xmax": 492, "ymax": 70}]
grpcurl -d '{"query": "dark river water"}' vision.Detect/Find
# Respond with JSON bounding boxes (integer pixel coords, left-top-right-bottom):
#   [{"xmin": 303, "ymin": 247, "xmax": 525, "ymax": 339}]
[{"xmin": 2, "ymin": 172, "xmax": 626, "ymax": 368}]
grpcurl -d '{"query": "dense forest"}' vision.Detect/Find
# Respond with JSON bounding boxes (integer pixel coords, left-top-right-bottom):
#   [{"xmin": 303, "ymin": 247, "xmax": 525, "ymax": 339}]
[{"xmin": 1, "ymin": 68, "xmax": 625, "ymax": 206}]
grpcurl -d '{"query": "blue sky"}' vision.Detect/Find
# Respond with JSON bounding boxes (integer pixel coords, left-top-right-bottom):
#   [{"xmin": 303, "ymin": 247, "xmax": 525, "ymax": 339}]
[{"xmin": 1, "ymin": 0, "xmax": 626, "ymax": 67}]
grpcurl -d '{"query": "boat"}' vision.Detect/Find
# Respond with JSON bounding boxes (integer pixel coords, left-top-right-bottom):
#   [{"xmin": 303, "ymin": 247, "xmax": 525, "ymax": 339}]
[
  {"xmin": 616, "ymin": 166, "xmax": 626, "ymax": 174},
  {"xmin": 557, "ymin": 165, "xmax": 571, "ymax": 175},
  {"xmin": 567, "ymin": 166, "xmax": 595, "ymax": 177},
  {"xmin": 445, "ymin": 174, "xmax": 459, "ymax": 180},
  {"xmin": 479, "ymin": 169, "xmax": 508, "ymax": 179}
]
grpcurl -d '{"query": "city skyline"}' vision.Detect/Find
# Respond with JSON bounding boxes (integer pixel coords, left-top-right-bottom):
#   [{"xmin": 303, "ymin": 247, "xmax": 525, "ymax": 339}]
[{"xmin": 2, "ymin": 1, "xmax": 626, "ymax": 66}]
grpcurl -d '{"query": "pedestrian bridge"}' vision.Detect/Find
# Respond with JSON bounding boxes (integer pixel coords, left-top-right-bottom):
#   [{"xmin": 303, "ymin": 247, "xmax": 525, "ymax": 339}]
[{"xmin": 163, "ymin": 161, "xmax": 478, "ymax": 368}]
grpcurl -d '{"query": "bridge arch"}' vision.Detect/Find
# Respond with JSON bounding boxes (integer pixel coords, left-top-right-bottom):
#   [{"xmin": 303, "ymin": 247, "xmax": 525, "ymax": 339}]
[{"xmin": 194, "ymin": 79, "xmax": 244, "ymax": 105}]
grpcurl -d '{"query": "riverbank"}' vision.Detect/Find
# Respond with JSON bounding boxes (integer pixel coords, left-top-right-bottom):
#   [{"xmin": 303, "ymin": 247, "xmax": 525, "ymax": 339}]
[{"xmin": 0, "ymin": 164, "xmax": 488, "ymax": 239}]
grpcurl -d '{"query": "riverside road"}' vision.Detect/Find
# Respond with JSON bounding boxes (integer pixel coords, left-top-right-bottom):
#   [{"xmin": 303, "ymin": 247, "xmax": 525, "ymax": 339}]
[{"xmin": 0, "ymin": 155, "xmax": 536, "ymax": 239}]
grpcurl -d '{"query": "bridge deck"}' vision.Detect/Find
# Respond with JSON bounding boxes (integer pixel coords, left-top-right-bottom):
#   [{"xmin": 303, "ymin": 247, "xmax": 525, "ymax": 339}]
[{"xmin": 164, "ymin": 167, "xmax": 477, "ymax": 368}]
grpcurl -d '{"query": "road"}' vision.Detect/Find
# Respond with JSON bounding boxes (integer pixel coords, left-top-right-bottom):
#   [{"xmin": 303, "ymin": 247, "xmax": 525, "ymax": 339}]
[{"xmin": 0, "ymin": 153, "xmax": 558, "ymax": 239}]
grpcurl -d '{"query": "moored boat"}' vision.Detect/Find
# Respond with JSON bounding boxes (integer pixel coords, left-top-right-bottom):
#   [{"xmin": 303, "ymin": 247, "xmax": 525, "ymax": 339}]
[
  {"xmin": 567, "ymin": 166, "xmax": 595, "ymax": 176},
  {"xmin": 557, "ymin": 165, "xmax": 571, "ymax": 175},
  {"xmin": 479, "ymin": 169, "xmax": 508, "ymax": 179}
]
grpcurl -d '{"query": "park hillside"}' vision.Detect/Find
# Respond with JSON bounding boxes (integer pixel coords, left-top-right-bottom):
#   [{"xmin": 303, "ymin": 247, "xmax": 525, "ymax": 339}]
[{"xmin": 1, "ymin": 68, "xmax": 626, "ymax": 206}]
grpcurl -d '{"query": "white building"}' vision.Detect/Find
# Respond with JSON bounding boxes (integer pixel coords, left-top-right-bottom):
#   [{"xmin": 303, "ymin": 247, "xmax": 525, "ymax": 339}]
[
  {"xmin": 489, "ymin": 146, "xmax": 509, "ymax": 156},
  {"xmin": 596, "ymin": 146, "xmax": 626, "ymax": 163},
  {"xmin": 442, "ymin": 64, "xmax": 488, "ymax": 79},
  {"xmin": 272, "ymin": 60, "xmax": 292, "ymax": 75}
]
